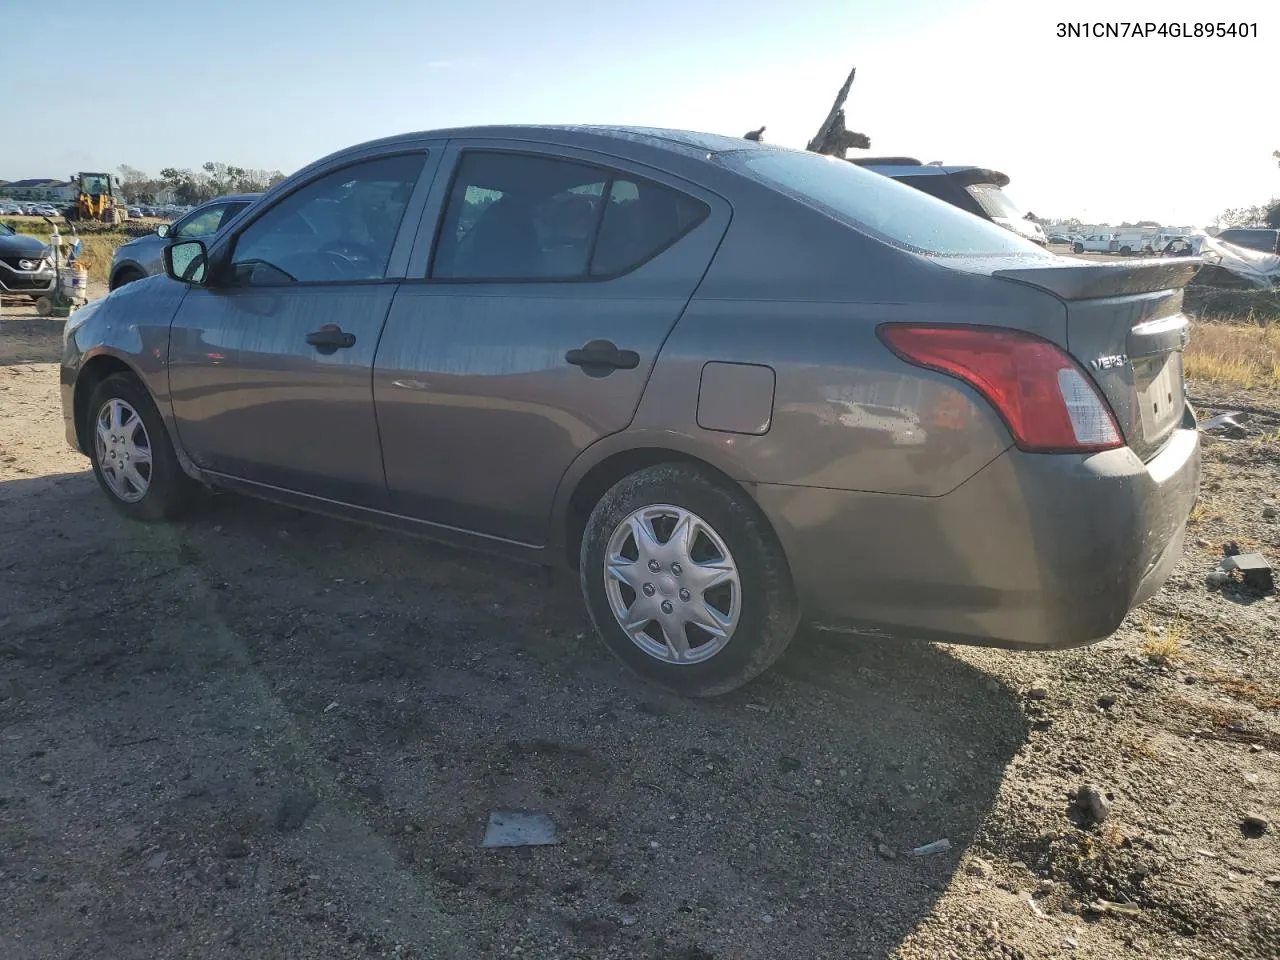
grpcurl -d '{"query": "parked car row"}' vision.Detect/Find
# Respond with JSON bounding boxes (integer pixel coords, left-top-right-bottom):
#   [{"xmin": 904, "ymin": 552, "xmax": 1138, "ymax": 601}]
[
  {"xmin": 67, "ymin": 124, "xmax": 1201, "ymax": 697},
  {"xmin": 0, "ymin": 201, "xmax": 61, "ymax": 218}
]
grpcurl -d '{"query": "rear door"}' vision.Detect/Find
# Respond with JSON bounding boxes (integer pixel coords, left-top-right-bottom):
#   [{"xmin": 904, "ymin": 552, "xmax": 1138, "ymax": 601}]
[
  {"xmin": 373, "ymin": 141, "xmax": 729, "ymax": 545},
  {"xmin": 167, "ymin": 150, "xmax": 438, "ymax": 506}
]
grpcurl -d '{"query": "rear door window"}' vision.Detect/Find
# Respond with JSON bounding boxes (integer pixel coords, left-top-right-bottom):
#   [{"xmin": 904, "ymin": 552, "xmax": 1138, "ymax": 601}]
[
  {"xmin": 591, "ymin": 179, "xmax": 708, "ymax": 276},
  {"xmin": 720, "ymin": 149, "xmax": 1046, "ymax": 257},
  {"xmin": 431, "ymin": 151, "xmax": 708, "ymax": 280}
]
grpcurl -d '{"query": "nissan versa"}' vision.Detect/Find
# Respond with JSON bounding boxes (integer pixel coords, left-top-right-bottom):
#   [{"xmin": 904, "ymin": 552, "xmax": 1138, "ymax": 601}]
[{"xmin": 60, "ymin": 126, "xmax": 1201, "ymax": 696}]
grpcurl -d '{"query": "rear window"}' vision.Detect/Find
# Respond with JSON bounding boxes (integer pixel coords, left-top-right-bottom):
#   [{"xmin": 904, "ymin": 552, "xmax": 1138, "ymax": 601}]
[
  {"xmin": 720, "ymin": 149, "xmax": 1046, "ymax": 257},
  {"xmin": 964, "ymin": 182, "xmax": 1025, "ymax": 221}
]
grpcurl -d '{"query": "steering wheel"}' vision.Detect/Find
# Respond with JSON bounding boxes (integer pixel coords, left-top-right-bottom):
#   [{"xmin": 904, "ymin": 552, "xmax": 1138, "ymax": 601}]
[{"xmin": 317, "ymin": 240, "xmax": 378, "ymax": 278}]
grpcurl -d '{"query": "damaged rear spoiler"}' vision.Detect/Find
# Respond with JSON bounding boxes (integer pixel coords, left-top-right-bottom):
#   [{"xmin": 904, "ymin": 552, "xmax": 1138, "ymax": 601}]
[{"xmin": 992, "ymin": 258, "xmax": 1201, "ymax": 301}]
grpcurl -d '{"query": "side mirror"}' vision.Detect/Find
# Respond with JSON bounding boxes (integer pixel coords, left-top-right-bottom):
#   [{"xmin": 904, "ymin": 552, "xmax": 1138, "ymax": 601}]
[
  {"xmin": 164, "ymin": 239, "xmax": 209, "ymax": 285},
  {"xmin": 156, "ymin": 224, "xmax": 169, "ymax": 238}
]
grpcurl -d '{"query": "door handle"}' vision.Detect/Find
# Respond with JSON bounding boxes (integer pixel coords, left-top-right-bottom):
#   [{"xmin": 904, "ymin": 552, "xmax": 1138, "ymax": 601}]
[
  {"xmin": 306, "ymin": 324, "xmax": 357, "ymax": 354},
  {"xmin": 565, "ymin": 339, "xmax": 640, "ymax": 374}
]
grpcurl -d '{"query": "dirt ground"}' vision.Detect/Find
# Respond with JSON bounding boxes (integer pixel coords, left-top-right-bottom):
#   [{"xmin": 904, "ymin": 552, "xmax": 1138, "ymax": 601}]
[{"xmin": 1, "ymin": 296, "xmax": 1278, "ymax": 959}]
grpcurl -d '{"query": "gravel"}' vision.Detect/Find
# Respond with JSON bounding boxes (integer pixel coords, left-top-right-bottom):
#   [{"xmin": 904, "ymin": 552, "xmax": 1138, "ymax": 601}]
[{"xmin": 1, "ymin": 317, "xmax": 1278, "ymax": 958}]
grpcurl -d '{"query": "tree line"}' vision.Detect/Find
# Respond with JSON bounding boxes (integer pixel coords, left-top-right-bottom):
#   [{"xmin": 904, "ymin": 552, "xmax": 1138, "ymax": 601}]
[
  {"xmin": 116, "ymin": 162, "xmax": 287, "ymax": 206},
  {"xmin": 1213, "ymin": 150, "xmax": 1280, "ymax": 230}
]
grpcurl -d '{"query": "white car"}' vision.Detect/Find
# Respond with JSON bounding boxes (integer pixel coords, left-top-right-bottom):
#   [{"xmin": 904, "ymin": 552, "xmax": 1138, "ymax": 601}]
[{"xmin": 1072, "ymin": 234, "xmax": 1118, "ymax": 254}]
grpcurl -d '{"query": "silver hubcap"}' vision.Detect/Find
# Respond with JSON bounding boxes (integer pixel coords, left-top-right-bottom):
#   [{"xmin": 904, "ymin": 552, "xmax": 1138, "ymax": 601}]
[
  {"xmin": 94, "ymin": 398, "xmax": 152, "ymax": 503},
  {"xmin": 603, "ymin": 504, "xmax": 741, "ymax": 664}
]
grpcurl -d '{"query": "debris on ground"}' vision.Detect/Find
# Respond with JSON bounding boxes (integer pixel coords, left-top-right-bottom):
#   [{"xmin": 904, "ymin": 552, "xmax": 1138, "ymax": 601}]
[
  {"xmin": 1241, "ymin": 813, "xmax": 1270, "ymax": 837},
  {"xmin": 481, "ymin": 811, "xmax": 559, "ymax": 848},
  {"xmin": 911, "ymin": 838, "xmax": 952, "ymax": 856},
  {"xmin": 1075, "ymin": 784, "xmax": 1111, "ymax": 825},
  {"xmin": 1085, "ymin": 900, "xmax": 1143, "ymax": 919},
  {"xmin": 1206, "ymin": 569, "xmax": 1232, "ymax": 588},
  {"xmin": 1198, "ymin": 411, "xmax": 1249, "ymax": 438},
  {"xmin": 1218, "ymin": 552, "xmax": 1275, "ymax": 593}
]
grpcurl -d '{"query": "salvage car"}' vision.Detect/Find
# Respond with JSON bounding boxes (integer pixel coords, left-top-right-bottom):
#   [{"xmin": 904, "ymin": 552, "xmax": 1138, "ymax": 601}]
[
  {"xmin": 1215, "ymin": 227, "xmax": 1280, "ymax": 256},
  {"xmin": 0, "ymin": 222, "xmax": 56, "ymax": 301},
  {"xmin": 850, "ymin": 157, "xmax": 1049, "ymax": 246},
  {"xmin": 108, "ymin": 193, "xmax": 260, "ymax": 289},
  {"xmin": 61, "ymin": 126, "xmax": 1201, "ymax": 696}
]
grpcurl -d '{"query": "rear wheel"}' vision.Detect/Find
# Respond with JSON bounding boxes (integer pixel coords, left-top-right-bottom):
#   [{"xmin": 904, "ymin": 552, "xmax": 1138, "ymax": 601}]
[
  {"xmin": 87, "ymin": 373, "xmax": 197, "ymax": 521},
  {"xmin": 579, "ymin": 463, "xmax": 799, "ymax": 697}
]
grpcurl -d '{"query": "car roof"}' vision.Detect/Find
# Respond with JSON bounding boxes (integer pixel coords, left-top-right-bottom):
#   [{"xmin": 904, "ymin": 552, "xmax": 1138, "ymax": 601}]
[
  {"xmin": 314, "ymin": 124, "xmax": 776, "ymax": 169},
  {"xmin": 206, "ymin": 193, "xmax": 262, "ymax": 204}
]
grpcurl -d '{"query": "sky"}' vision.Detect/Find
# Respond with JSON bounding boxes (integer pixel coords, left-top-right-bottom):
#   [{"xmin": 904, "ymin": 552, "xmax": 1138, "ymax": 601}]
[{"xmin": 4, "ymin": 0, "xmax": 1276, "ymax": 226}]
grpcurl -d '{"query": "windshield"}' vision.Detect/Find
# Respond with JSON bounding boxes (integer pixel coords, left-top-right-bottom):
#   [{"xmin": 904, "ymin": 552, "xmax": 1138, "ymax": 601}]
[
  {"xmin": 81, "ymin": 175, "xmax": 111, "ymax": 195},
  {"xmin": 719, "ymin": 149, "xmax": 1044, "ymax": 257},
  {"xmin": 965, "ymin": 182, "xmax": 1025, "ymax": 220}
]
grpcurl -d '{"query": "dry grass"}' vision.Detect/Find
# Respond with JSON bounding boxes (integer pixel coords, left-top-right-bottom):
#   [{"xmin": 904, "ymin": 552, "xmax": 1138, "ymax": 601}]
[
  {"xmin": 70, "ymin": 235, "xmax": 128, "ymax": 285},
  {"xmin": 1184, "ymin": 321, "xmax": 1280, "ymax": 389},
  {"xmin": 1139, "ymin": 618, "xmax": 1189, "ymax": 664},
  {"xmin": 1202, "ymin": 671, "xmax": 1280, "ymax": 710},
  {"xmin": 1116, "ymin": 732, "xmax": 1161, "ymax": 761}
]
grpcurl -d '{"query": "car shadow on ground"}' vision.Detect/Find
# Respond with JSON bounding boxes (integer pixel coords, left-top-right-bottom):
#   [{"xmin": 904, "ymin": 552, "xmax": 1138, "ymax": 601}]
[
  {"xmin": 0, "ymin": 313, "xmax": 64, "ymax": 365},
  {"xmin": 1, "ymin": 473, "xmax": 1030, "ymax": 959}
]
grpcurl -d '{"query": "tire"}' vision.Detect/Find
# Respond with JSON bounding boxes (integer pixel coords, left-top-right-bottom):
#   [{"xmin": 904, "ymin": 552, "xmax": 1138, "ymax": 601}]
[
  {"xmin": 579, "ymin": 463, "xmax": 799, "ymax": 697},
  {"xmin": 34, "ymin": 296, "xmax": 53, "ymax": 317},
  {"xmin": 1120, "ymin": 246, "xmax": 1132, "ymax": 256},
  {"xmin": 1072, "ymin": 243, "xmax": 1084, "ymax": 254},
  {"xmin": 86, "ymin": 373, "xmax": 197, "ymax": 521}
]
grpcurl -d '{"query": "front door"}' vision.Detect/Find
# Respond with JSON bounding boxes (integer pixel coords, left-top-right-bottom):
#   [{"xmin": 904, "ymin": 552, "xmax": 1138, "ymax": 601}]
[
  {"xmin": 167, "ymin": 152, "xmax": 432, "ymax": 507},
  {"xmin": 374, "ymin": 143, "xmax": 729, "ymax": 545}
]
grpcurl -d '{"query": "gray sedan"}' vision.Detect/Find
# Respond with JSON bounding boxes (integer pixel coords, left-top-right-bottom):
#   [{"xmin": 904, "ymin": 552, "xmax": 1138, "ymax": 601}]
[
  {"xmin": 61, "ymin": 125, "xmax": 1200, "ymax": 696},
  {"xmin": 108, "ymin": 193, "xmax": 260, "ymax": 289}
]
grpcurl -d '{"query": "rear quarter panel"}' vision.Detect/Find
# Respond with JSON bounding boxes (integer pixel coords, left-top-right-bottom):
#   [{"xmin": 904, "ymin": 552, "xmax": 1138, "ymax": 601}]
[{"xmin": 626, "ymin": 178, "xmax": 1068, "ymax": 497}]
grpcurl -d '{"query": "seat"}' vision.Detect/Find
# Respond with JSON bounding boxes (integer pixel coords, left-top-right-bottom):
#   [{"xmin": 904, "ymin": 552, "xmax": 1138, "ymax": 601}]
[{"xmin": 451, "ymin": 198, "xmax": 541, "ymax": 278}]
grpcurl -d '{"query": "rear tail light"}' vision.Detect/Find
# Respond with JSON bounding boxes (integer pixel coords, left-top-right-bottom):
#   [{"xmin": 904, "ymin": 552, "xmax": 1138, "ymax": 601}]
[{"xmin": 877, "ymin": 324, "xmax": 1123, "ymax": 453}]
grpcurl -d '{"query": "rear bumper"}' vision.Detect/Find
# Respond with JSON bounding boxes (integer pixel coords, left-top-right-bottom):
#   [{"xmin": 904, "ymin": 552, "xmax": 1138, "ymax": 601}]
[{"xmin": 755, "ymin": 409, "xmax": 1200, "ymax": 649}]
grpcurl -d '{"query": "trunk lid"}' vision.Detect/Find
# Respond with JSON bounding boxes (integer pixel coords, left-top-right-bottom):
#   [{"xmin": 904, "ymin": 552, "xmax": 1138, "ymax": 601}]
[{"xmin": 993, "ymin": 258, "xmax": 1200, "ymax": 461}]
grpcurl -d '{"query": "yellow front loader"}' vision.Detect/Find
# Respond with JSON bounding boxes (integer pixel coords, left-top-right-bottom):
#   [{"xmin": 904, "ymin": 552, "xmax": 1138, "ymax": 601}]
[{"xmin": 68, "ymin": 172, "xmax": 124, "ymax": 225}]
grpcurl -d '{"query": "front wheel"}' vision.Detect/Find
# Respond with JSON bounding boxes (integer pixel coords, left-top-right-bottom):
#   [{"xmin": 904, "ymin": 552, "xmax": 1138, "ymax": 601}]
[
  {"xmin": 1072, "ymin": 242, "xmax": 1084, "ymax": 254},
  {"xmin": 580, "ymin": 464, "xmax": 799, "ymax": 697},
  {"xmin": 87, "ymin": 373, "xmax": 197, "ymax": 521}
]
